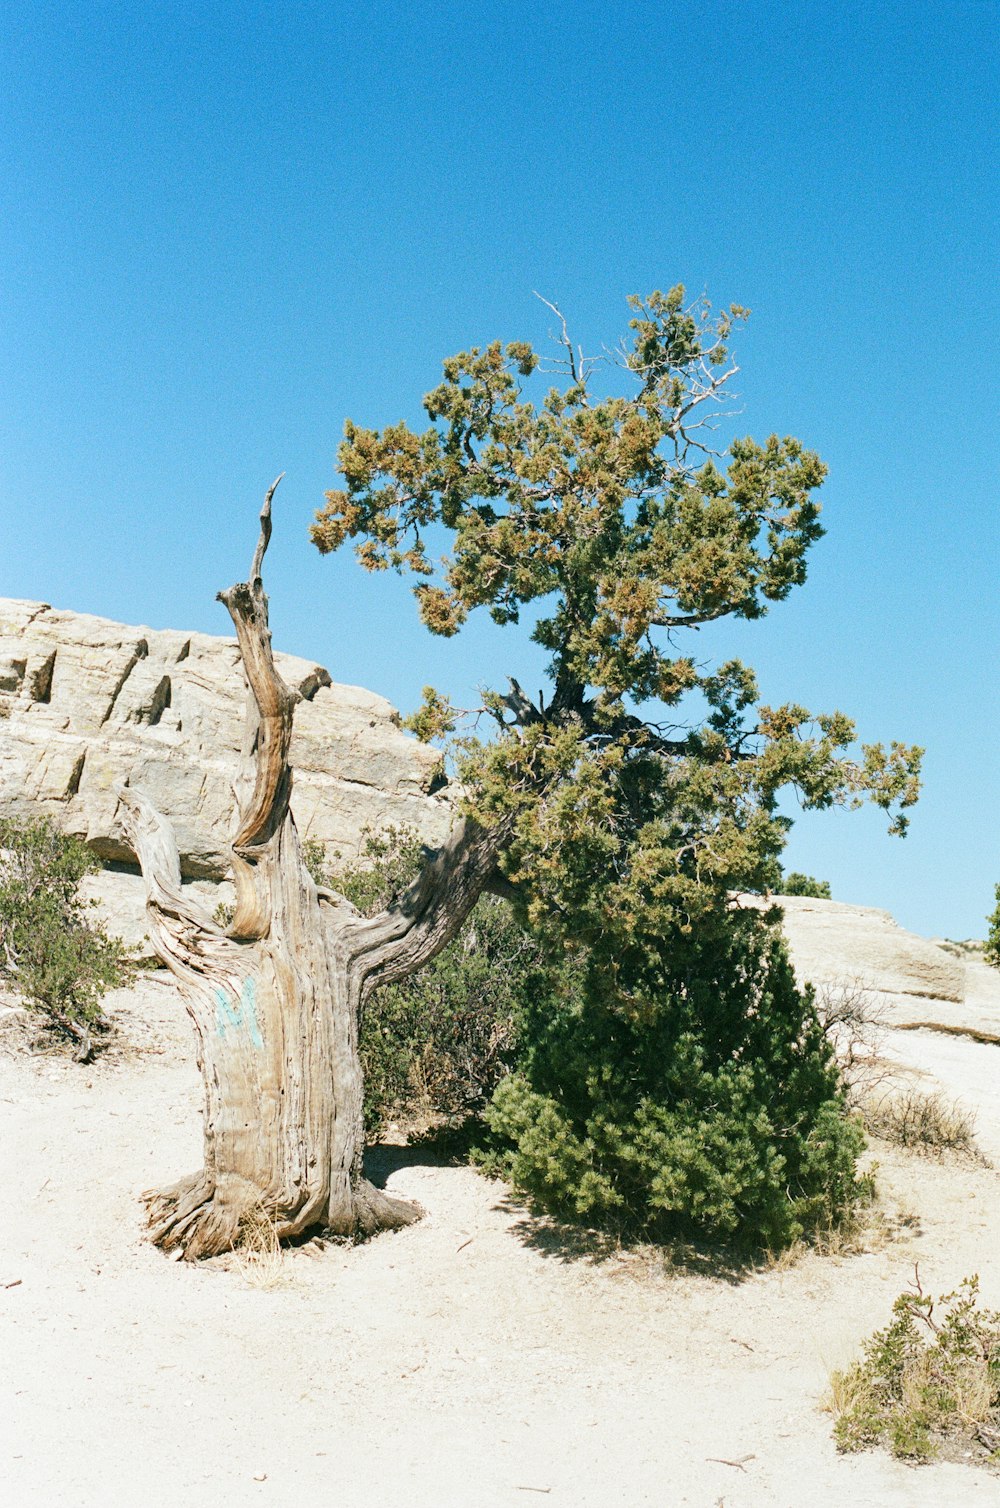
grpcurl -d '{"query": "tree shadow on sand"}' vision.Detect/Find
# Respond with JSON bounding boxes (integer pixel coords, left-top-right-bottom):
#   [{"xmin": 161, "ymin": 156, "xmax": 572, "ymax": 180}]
[{"xmin": 365, "ymin": 1134, "xmax": 757, "ymax": 1284}]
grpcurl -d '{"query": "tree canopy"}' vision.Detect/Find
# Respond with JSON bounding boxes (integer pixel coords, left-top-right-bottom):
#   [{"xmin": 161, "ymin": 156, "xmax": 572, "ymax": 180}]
[{"xmin": 312, "ymin": 286, "xmax": 921, "ymax": 1012}]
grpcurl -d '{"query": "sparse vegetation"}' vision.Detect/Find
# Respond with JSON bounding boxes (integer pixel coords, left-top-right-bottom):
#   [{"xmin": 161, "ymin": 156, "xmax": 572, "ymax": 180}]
[
  {"xmin": 985, "ymin": 885, "xmax": 1000, "ymax": 968},
  {"xmin": 859, "ymin": 1087, "xmax": 980, "ymax": 1159},
  {"xmin": 0, "ymin": 816, "xmax": 135, "ymax": 1059},
  {"xmin": 781, "ymin": 872, "xmax": 832, "ymax": 898},
  {"xmin": 831, "ymin": 1272, "xmax": 1000, "ymax": 1465},
  {"xmin": 233, "ymin": 1203, "xmax": 286, "ymax": 1289},
  {"xmin": 321, "ymin": 829, "xmax": 539, "ymax": 1132},
  {"xmin": 814, "ymin": 978, "xmax": 890, "ymax": 1106}
]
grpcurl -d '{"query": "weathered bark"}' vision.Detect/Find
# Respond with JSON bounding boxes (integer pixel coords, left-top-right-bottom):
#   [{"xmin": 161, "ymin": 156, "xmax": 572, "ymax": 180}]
[{"xmin": 116, "ymin": 481, "xmax": 505, "ymax": 1259}]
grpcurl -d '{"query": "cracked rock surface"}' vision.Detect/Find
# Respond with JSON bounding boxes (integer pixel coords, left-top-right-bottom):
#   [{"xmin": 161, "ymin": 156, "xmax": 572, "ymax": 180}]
[{"xmin": 0, "ymin": 598, "xmax": 454, "ymax": 880}]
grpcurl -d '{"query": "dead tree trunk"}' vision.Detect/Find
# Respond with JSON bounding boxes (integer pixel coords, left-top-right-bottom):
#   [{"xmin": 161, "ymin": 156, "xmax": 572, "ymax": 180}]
[{"xmin": 117, "ymin": 482, "xmax": 506, "ymax": 1259}]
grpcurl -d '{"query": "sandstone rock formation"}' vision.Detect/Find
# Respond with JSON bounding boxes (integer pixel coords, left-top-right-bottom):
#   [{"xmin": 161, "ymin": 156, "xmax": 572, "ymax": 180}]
[
  {"xmin": 774, "ymin": 894, "xmax": 964, "ymax": 1003},
  {"xmin": 0, "ymin": 598, "xmax": 454, "ymax": 882}
]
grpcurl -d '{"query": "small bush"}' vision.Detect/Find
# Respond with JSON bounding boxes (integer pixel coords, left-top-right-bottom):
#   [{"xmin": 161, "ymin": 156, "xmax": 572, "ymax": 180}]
[
  {"xmin": 831, "ymin": 1273, "xmax": 1000, "ymax": 1463},
  {"xmin": 0, "ymin": 817, "xmax": 135, "ymax": 1058},
  {"xmin": 781, "ymin": 872, "xmax": 832, "ymax": 899},
  {"xmin": 483, "ymin": 917, "xmax": 866, "ymax": 1251},
  {"xmin": 318, "ymin": 828, "xmax": 540, "ymax": 1133},
  {"xmin": 814, "ymin": 978, "xmax": 890, "ymax": 1106},
  {"xmin": 860, "ymin": 1087, "xmax": 980, "ymax": 1159},
  {"xmin": 985, "ymin": 885, "xmax": 1000, "ymax": 968}
]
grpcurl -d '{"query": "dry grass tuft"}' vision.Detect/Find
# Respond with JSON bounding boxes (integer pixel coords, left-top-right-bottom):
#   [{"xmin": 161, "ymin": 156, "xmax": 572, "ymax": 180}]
[
  {"xmin": 860, "ymin": 1087, "xmax": 982, "ymax": 1160},
  {"xmin": 234, "ymin": 1203, "xmax": 287, "ymax": 1289}
]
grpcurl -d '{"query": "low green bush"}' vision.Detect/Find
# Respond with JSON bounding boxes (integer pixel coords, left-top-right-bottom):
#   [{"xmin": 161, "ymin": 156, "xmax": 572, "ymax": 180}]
[
  {"xmin": 0, "ymin": 817, "xmax": 135, "ymax": 1057},
  {"xmin": 781, "ymin": 871, "xmax": 832, "ymax": 899},
  {"xmin": 832, "ymin": 1274, "xmax": 1000, "ymax": 1463},
  {"xmin": 317, "ymin": 831, "xmax": 864, "ymax": 1250},
  {"xmin": 483, "ymin": 914, "xmax": 865, "ymax": 1251}
]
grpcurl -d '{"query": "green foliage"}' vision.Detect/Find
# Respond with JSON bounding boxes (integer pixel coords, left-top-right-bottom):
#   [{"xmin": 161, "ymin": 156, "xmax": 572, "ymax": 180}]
[
  {"xmin": 0, "ymin": 817, "xmax": 134, "ymax": 1054},
  {"xmin": 360, "ymin": 895, "xmax": 536, "ymax": 1130},
  {"xmin": 312, "ymin": 286, "xmax": 921, "ymax": 863},
  {"xmin": 484, "ymin": 911, "xmax": 865, "ymax": 1250},
  {"xmin": 312, "ymin": 827, "xmax": 424, "ymax": 914},
  {"xmin": 984, "ymin": 885, "xmax": 1000, "ymax": 968},
  {"xmin": 780, "ymin": 871, "xmax": 832, "ymax": 898},
  {"xmin": 832, "ymin": 1275, "xmax": 1000, "ymax": 1462},
  {"xmin": 321, "ymin": 829, "xmax": 540, "ymax": 1132},
  {"xmin": 313, "ymin": 287, "xmax": 923, "ymax": 1244}
]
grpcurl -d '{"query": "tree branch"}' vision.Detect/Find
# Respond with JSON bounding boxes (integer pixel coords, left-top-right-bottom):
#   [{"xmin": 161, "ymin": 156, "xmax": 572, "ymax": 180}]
[
  {"xmin": 346, "ymin": 815, "xmax": 512, "ymax": 993},
  {"xmin": 217, "ymin": 475, "xmax": 298, "ymax": 938},
  {"xmin": 115, "ymin": 784, "xmax": 233, "ymax": 975}
]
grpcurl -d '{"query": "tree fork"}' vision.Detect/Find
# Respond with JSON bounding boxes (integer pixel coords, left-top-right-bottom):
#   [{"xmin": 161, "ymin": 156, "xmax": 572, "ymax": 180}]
[{"xmin": 117, "ymin": 481, "xmax": 504, "ymax": 1259}]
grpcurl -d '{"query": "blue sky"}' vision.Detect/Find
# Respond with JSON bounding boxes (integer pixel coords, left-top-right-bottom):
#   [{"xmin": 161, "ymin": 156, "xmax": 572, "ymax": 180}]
[{"xmin": 3, "ymin": 0, "xmax": 998, "ymax": 938}]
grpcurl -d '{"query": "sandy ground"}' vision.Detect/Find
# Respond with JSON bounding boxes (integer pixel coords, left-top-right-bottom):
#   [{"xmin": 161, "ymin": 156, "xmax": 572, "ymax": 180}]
[{"xmin": 4, "ymin": 972, "xmax": 1000, "ymax": 1508}]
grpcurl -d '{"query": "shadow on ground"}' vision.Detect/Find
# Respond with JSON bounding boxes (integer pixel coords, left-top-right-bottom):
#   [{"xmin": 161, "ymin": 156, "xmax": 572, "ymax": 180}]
[{"xmin": 364, "ymin": 1135, "xmax": 755, "ymax": 1283}]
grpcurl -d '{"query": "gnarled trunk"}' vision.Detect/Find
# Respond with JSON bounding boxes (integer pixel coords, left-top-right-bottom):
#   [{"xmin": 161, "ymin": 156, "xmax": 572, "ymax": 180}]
[{"xmin": 116, "ymin": 482, "xmax": 505, "ymax": 1259}]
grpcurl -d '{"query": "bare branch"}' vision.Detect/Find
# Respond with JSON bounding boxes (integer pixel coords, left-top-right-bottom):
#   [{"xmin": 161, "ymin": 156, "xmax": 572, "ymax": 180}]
[
  {"xmin": 533, "ymin": 291, "xmax": 579, "ymax": 384},
  {"xmin": 250, "ymin": 473, "xmax": 284, "ymax": 585},
  {"xmin": 115, "ymin": 784, "xmax": 233, "ymax": 974},
  {"xmin": 346, "ymin": 815, "xmax": 511, "ymax": 992},
  {"xmin": 217, "ymin": 478, "xmax": 297, "ymax": 937}
]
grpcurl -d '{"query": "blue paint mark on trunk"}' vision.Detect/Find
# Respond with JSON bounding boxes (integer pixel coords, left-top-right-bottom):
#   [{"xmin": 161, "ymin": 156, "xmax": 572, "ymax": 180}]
[{"xmin": 215, "ymin": 977, "xmax": 263, "ymax": 1048}]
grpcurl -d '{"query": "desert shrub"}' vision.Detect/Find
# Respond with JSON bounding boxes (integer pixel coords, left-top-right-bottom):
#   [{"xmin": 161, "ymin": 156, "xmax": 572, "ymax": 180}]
[
  {"xmin": 859, "ymin": 1087, "xmax": 979, "ymax": 1158},
  {"xmin": 781, "ymin": 871, "xmax": 832, "ymax": 899},
  {"xmin": 985, "ymin": 885, "xmax": 1000, "ymax": 968},
  {"xmin": 831, "ymin": 1274, "xmax": 1000, "ymax": 1462},
  {"xmin": 0, "ymin": 816, "xmax": 134, "ymax": 1057},
  {"xmin": 319, "ymin": 828, "xmax": 540, "ymax": 1132},
  {"xmin": 484, "ymin": 913, "xmax": 865, "ymax": 1251},
  {"xmin": 361, "ymin": 896, "xmax": 536, "ymax": 1128}
]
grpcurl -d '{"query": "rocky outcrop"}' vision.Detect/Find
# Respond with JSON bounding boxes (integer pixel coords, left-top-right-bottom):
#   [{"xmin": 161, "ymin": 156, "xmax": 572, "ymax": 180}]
[
  {"xmin": 0, "ymin": 598, "xmax": 455, "ymax": 880},
  {"xmin": 773, "ymin": 894, "xmax": 964, "ymax": 1003}
]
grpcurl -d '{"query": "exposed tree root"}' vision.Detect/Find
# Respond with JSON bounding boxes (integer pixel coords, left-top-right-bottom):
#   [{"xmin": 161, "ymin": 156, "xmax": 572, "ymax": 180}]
[
  {"xmin": 349, "ymin": 1180, "xmax": 424, "ymax": 1238},
  {"xmin": 144, "ymin": 1170, "xmax": 423, "ymax": 1260}
]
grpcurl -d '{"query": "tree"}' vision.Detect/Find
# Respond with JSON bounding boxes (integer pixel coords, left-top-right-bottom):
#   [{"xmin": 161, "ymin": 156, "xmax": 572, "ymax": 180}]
[
  {"xmin": 311, "ymin": 288, "xmax": 919, "ymax": 997},
  {"xmin": 118, "ymin": 484, "xmax": 505, "ymax": 1258},
  {"xmin": 123, "ymin": 288, "xmax": 920, "ymax": 1259}
]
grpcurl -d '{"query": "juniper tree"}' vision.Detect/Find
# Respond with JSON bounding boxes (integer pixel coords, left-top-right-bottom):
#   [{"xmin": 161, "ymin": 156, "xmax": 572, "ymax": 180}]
[
  {"xmin": 312, "ymin": 288, "xmax": 919, "ymax": 999},
  {"xmin": 120, "ymin": 288, "xmax": 921, "ymax": 1258}
]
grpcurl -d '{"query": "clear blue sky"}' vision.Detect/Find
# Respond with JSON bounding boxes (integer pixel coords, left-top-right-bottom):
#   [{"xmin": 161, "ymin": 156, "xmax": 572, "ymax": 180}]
[{"xmin": 3, "ymin": 1, "xmax": 998, "ymax": 938}]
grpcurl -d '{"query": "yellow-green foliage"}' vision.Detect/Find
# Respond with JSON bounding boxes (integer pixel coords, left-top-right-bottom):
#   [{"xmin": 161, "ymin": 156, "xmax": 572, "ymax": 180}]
[
  {"xmin": 0, "ymin": 816, "xmax": 134, "ymax": 1054},
  {"xmin": 311, "ymin": 287, "xmax": 924, "ymax": 1244},
  {"xmin": 832, "ymin": 1276, "xmax": 1000, "ymax": 1462}
]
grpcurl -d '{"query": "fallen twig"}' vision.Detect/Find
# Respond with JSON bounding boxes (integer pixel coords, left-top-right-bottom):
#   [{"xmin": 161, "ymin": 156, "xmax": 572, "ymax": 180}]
[{"xmin": 706, "ymin": 1454, "xmax": 755, "ymax": 1472}]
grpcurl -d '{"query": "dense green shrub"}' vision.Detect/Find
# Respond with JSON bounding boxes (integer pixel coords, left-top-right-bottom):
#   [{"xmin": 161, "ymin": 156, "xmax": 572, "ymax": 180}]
[
  {"xmin": 316, "ymin": 831, "xmax": 863, "ymax": 1248},
  {"xmin": 319, "ymin": 829, "xmax": 539, "ymax": 1132},
  {"xmin": 832, "ymin": 1275, "xmax": 1000, "ymax": 1462},
  {"xmin": 0, "ymin": 817, "xmax": 134, "ymax": 1057},
  {"xmin": 484, "ymin": 912, "xmax": 865, "ymax": 1250},
  {"xmin": 781, "ymin": 871, "xmax": 832, "ymax": 898}
]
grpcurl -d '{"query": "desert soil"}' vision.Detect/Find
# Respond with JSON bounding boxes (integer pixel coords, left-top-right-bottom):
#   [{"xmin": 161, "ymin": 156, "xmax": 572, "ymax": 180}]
[{"xmin": 4, "ymin": 968, "xmax": 1000, "ymax": 1508}]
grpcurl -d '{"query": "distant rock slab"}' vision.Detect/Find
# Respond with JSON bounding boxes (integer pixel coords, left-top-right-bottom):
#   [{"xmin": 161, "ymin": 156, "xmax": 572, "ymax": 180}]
[
  {"xmin": 0, "ymin": 598, "xmax": 455, "ymax": 880},
  {"xmin": 771, "ymin": 895, "xmax": 964, "ymax": 1004}
]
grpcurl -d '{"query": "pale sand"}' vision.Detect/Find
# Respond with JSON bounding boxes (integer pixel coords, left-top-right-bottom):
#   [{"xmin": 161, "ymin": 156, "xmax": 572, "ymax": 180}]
[{"xmin": 4, "ymin": 969, "xmax": 1000, "ymax": 1508}]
